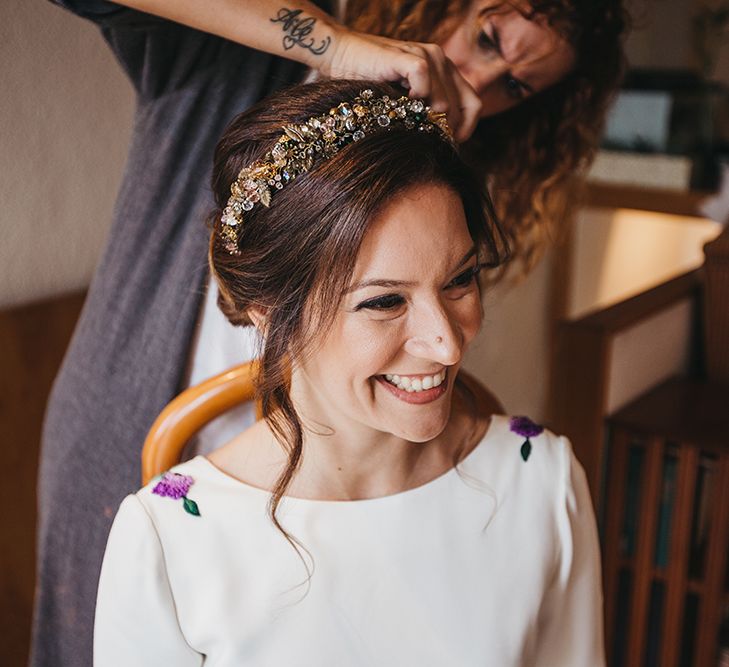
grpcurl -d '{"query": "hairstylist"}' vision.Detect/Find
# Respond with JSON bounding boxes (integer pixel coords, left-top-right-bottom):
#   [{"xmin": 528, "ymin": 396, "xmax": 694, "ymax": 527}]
[{"xmin": 33, "ymin": 1, "xmax": 625, "ymax": 665}]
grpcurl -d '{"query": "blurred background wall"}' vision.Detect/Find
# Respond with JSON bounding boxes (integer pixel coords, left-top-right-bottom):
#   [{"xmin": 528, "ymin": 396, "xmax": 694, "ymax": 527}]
[{"xmin": 1, "ymin": 1, "xmax": 133, "ymax": 310}]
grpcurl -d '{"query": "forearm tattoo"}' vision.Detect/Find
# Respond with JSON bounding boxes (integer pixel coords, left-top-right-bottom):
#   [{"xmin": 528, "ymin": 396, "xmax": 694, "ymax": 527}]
[{"xmin": 270, "ymin": 8, "xmax": 331, "ymax": 56}]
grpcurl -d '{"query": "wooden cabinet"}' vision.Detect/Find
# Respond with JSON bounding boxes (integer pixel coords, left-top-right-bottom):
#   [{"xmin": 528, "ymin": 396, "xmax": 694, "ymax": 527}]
[{"xmin": 602, "ymin": 377, "xmax": 729, "ymax": 666}]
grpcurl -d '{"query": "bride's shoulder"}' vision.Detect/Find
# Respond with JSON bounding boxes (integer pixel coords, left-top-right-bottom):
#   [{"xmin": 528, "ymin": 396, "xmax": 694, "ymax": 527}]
[{"xmin": 464, "ymin": 414, "xmax": 576, "ymax": 484}]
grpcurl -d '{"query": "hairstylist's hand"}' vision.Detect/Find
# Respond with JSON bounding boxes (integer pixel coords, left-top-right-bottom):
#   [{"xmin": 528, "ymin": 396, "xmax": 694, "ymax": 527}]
[{"xmin": 320, "ymin": 29, "xmax": 482, "ymax": 144}]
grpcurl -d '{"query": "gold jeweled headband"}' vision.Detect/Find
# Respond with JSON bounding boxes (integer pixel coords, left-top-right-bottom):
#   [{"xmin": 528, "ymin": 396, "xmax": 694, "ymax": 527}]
[{"xmin": 219, "ymin": 89, "xmax": 453, "ymax": 254}]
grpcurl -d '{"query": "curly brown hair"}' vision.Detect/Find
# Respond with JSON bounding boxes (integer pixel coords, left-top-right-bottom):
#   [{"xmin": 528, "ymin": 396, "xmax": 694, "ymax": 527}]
[{"xmin": 345, "ymin": 0, "xmax": 628, "ymax": 275}]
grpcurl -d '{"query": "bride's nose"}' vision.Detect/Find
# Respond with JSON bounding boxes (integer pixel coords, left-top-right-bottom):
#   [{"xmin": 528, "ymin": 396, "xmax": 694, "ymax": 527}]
[{"xmin": 403, "ymin": 304, "xmax": 463, "ymax": 366}]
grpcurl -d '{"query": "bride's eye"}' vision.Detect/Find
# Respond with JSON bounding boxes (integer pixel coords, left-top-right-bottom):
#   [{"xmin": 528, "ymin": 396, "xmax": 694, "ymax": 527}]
[
  {"xmin": 355, "ymin": 294, "xmax": 405, "ymax": 311},
  {"xmin": 447, "ymin": 265, "xmax": 482, "ymax": 289}
]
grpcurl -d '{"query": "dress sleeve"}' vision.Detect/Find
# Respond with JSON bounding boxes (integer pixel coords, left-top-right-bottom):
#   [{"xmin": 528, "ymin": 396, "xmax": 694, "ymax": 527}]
[
  {"xmin": 94, "ymin": 495, "xmax": 203, "ymax": 667},
  {"xmin": 534, "ymin": 438, "xmax": 606, "ymax": 667},
  {"xmin": 48, "ymin": 0, "xmax": 223, "ymax": 98}
]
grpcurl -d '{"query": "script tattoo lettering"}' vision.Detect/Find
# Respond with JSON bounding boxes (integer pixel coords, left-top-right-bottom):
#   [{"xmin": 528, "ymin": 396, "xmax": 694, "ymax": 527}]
[{"xmin": 270, "ymin": 8, "xmax": 332, "ymax": 56}]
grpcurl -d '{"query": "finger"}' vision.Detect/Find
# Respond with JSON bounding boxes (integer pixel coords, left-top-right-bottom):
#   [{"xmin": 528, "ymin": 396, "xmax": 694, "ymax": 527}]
[
  {"xmin": 445, "ymin": 59, "xmax": 483, "ymax": 143},
  {"xmin": 392, "ymin": 46, "xmax": 434, "ymax": 100},
  {"xmin": 355, "ymin": 40, "xmax": 471, "ymax": 139},
  {"xmin": 394, "ymin": 45, "xmax": 456, "ymax": 128},
  {"xmin": 419, "ymin": 44, "xmax": 464, "ymax": 137}
]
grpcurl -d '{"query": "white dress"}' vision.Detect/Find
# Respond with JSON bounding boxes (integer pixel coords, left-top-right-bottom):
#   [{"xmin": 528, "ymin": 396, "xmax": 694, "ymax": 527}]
[{"xmin": 93, "ymin": 416, "xmax": 605, "ymax": 666}]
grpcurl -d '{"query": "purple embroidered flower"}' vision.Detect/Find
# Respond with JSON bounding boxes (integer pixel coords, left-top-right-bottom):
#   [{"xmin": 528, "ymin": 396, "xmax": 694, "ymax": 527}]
[
  {"xmin": 152, "ymin": 472, "xmax": 200, "ymax": 516},
  {"xmin": 509, "ymin": 416, "xmax": 544, "ymax": 439},
  {"xmin": 509, "ymin": 416, "xmax": 543, "ymax": 462},
  {"xmin": 153, "ymin": 472, "xmax": 193, "ymax": 499}
]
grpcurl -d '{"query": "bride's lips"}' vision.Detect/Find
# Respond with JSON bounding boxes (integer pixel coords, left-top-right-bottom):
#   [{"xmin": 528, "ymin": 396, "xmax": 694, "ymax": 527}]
[{"xmin": 375, "ymin": 371, "xmax": 449, "ymax": 404}]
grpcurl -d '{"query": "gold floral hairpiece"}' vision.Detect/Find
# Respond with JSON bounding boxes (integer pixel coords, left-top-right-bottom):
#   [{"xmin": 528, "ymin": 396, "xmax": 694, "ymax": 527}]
[{"xmin": 219, "ymin": 89, "xmax": 453, "ymax": 254}]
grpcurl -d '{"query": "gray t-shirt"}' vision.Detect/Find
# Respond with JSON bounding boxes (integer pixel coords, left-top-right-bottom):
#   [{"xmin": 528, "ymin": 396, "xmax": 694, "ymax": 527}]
[{"xmin": 32, "ymin": 2, "xmax": 318, "ymax": 665}]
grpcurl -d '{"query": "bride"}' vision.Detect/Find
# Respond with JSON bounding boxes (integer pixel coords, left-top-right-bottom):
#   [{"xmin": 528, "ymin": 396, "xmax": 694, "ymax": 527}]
[{"xmin": 94, "ymin": 79, "xmax": 604, "ymax": 666}]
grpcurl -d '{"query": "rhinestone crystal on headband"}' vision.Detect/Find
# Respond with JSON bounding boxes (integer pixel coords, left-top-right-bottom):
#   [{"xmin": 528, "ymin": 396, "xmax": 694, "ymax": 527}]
[{"xmin": 219, "ymin": 89, "xmax": 453, "ymax": 254}]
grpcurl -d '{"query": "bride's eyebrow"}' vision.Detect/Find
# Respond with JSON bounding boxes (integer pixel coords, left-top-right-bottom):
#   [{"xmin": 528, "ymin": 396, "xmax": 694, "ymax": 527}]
[
  {"xmin": 345, "ymin": 278, "xmax": 415, "ymax": 294},
  {"xmin": 345, "ymin": 246, "xmax": 477, "ymax": 294}
]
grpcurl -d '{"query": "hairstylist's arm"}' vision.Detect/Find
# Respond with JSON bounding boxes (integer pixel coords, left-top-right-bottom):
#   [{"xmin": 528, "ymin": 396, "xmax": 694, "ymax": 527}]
[{"xmin": 107, "ymin": 0, "xmax": 481, "ymax": 141}]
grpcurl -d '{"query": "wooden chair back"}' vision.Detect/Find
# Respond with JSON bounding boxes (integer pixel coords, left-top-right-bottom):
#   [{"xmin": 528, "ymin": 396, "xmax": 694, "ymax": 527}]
[{"xmin": 142, "ymin": 361, "xmax": 260, "ymax": 484}]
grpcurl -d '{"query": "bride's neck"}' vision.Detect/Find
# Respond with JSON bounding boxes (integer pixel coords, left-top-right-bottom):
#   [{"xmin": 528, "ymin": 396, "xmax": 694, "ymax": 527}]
[{"xmin": 209, "ymin": 391, "xmax": 486, "ymax": 502}]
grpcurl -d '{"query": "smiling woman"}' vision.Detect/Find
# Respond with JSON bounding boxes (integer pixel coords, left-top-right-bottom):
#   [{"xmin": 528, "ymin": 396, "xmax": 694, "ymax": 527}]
[{"xmin": 93, "ymin": 79, "xmax": 606, "ymax": 666}]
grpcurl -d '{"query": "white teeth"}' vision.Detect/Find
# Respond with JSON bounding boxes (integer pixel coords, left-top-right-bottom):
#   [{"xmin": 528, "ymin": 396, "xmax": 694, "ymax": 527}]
[{"xmin": 383, "ymin": 370, "xmax": 446, "ymax": 393}]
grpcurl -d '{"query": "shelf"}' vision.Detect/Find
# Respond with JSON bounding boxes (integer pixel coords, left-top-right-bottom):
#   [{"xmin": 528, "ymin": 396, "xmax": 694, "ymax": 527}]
[
  {"xmin": 615, "ymin": 560, "xmax": 711, "ymax": 593},
  {"xmin": 609, "ymin": 377, "xmax": 729, "ymax": 449},
  {"xmin": 603, "ymin": 388, "xmax": 729, "ymax": 666},
  {"xmin": 584, "ymin": 183, "xmax": 713, "ymax": 218}
]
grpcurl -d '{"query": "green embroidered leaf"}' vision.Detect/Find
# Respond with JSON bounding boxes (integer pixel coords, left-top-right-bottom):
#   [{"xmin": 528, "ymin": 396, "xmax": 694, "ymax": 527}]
[
  {"xmin": 183, "ymin": 497, "xmax": 200, "ymax": 517},
  {"xmin": 520, "ymin": 440, "xmax": 532, "ymax": 462}
]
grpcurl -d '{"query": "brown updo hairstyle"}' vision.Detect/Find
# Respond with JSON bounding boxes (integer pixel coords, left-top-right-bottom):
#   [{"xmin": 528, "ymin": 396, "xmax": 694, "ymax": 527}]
[{"xmin": 209, "ymin": 80, "xmax": 508, "ymax": 539}]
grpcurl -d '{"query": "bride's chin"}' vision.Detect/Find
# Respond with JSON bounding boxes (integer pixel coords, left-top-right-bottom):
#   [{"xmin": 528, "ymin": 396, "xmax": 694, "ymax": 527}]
[{"xmin": 388, "ymin": 412, "xmax": 452, "ymax": 444}]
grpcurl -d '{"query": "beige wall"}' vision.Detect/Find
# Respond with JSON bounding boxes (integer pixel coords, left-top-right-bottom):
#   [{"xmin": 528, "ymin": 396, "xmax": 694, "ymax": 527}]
[
  {"xmin": 607, "ymin": 299, "xmax": 695, "ymax": 414},
  {"xmin": 465, "ymin": 253, "xmax": 554, "ymax": 420},
  {"xmin": 1, "ymin": 0, "xmax": 134, "ymax": 309}
]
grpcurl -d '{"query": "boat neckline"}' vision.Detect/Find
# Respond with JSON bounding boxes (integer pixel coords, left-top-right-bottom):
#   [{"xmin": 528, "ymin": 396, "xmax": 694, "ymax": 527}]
[{"xmin": 191, "ymin": 415, "xmax": 503, "ymax": 507}]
